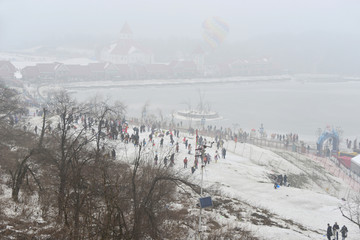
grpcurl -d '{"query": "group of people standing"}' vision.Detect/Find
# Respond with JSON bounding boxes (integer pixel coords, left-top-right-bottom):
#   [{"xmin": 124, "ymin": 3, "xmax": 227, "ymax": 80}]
[
  {"xmin": 327, "ymin": 222, "xmax": 348, "ymax": 240},
  {"xmin": 345, "ymin": 138, "xmax": 359, "ymax": 150},
  {"xmin": 273, "ymin": 174, "xmax": 288, "ymax": 189},
  {"xmin": 178, "ymin": 134, "xmax": 228, "ymax": 174}
]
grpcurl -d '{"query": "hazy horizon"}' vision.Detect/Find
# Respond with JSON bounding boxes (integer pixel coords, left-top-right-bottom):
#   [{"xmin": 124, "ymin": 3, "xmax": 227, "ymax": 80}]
[
  {"xmin": 1, "ymin": 0, "xmax": 360, "ymax": 49},
  {"xmin": 1, "ymin": 0, "xmax": 360, "ymax": 74}
]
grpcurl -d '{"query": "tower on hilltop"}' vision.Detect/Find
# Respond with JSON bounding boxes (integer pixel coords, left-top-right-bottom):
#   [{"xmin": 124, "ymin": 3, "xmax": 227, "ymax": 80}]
[
  {"xmin": 100, "ymin": 22, "xmax": 153, "ymax": 65},
  {"xmin": 119, "ymin": 22, "xmax": 133, "ymax": 40}
]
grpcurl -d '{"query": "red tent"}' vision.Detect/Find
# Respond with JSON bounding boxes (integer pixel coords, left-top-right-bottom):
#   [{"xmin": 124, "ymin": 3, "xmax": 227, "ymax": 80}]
[{"xmin": 337, "ymin": 156, "xmax": 352, "ymax": 168}]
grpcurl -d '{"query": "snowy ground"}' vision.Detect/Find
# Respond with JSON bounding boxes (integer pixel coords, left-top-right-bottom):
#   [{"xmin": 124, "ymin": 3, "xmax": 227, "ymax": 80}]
[
  {"xmin": 81, "ymin": 125, "xmax": 360, "ymax": 239},
  {"xmin": 197, "ymin": 144, "xmax": 358, "ymax": 239},
  {"xmin": 2, "ymin": 112, "xmax": 360, "ymax": 239},
  {"xmin": 114, "ymin": 129, "xmax": 360, "ymax": 239}
]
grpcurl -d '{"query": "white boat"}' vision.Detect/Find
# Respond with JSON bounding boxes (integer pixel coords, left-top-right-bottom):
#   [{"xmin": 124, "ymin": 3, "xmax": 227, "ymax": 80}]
[
  {"xmin": 174, "ymin": 109, "xmax": 221, "ymax": 121},
  {"xmin": 174, "ymin": 95, "xmax": 222, "ymax": 121}
]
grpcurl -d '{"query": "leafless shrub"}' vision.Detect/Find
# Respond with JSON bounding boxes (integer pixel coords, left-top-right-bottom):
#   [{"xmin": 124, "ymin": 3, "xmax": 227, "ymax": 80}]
[{"xmin": 340, "ymin": 193, "xmax": 360, "ymax": 229}]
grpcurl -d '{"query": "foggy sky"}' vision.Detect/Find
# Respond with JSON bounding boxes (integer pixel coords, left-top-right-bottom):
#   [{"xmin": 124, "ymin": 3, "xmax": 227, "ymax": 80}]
[{"xmin": 1, "ymin": 0, "xmax": 360, "ymax": 50}]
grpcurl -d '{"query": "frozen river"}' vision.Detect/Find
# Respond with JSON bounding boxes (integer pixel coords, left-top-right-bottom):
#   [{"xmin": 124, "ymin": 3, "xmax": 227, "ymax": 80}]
[{"xmin": 69, "ymin": 79, "xmax": 360, "ymax": 141}]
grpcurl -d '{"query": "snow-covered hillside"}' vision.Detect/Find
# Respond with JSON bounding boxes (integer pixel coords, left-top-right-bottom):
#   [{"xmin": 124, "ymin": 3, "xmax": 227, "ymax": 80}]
[
  {"xmin": 110, "ymin": 129, "xmax": 360, "ymax": 239},
  {"xmin": 1, "ymin": 114, "xmax": 359, "ymax": 239}
]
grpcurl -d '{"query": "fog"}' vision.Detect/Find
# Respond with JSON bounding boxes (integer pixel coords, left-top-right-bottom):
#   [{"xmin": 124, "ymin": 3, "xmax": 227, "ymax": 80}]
[
  {"xmin": 1, "ymin": 0, "xmax": 360, "ymax": 44},
  {"xmin": 1, "ymin": 0, "xmax": 360, "ymax": 73},
  {"xmin": 1, "ymin": 0, "xmax": 360, "ymax": 137}
]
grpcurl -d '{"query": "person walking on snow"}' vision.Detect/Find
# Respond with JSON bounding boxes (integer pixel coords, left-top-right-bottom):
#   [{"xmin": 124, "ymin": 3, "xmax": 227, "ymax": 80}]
[
  {"xmin": 154, "ymin": 154, "xmax": 158, "ymax": 165},
  {"xmin": 215, "ymin": 150, "xmax": 219, "ymax": 163},
  {"xmin": 221, "ymin": 147, "xmax": 226, "ymax": 159},
  {"xmin": 183, "ymin": 157, "xmax": 188, "ymax": 168},
  {"xmin": 160, "ymin": 138, "xmax": 164, "ymax": 147},
  {"xmin": 326, "ymin": 223, "xmax": 333, "ymax": 240},
  {"xmin": 207, "ymin": 153, "xmax": 211, "ymax": 164},
  {"xmin": 170, "ymin": 134, "xmax": 174, "ymax": 145},
  {"xmin": 170, "ymin": 153, "xmax": 175, "ymax": 166},
  {"xmin": 333, "ymin": 222, "xmax": 340, "ymax": 240},
  {"xmin": 164, "ymin": 157, "xmax": 168, "ymax": 167},
  {"xmin": 340, "ymin": 225, "xmax": 348, "ymax": 240}
]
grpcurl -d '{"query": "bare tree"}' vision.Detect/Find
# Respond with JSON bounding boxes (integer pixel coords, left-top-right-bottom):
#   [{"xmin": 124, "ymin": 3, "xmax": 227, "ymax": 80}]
[
  {"xmin": 72, "ymin": 147, "xmax": 198, "ymax": 240},
  {"xmin": 43, "ymin": 91, "xmax": 93, "ymax": 223},
  {"xmin": 129, "ymin": 147, "xmax": 198, "ymax": 239},
  {"xmin": 0, "ymin": 81, "xmax": 24, "ymax": 124},
  {"xmin": 0, "ymin": 82, "xmax": 43, "ymax": 202},
  {"xmin": 0, "ymin": 81, "xmax": 24, "ymax": 144},
  {"xmin": 86, "ymin": 98, "xmax": 126, "ymax": 160},
  {"xmin": 9, "ymin": 145, "xmax": 41, "ymax": 202},
  {"xmin": 340, "ymin": 193, "xmax": 360, "ymax": 229},
  {"xmin": 6, "ymin": 130, "xmax": 42, "ymax": 202},
  {"xmin": 0, "ymin": 87, "xmax": 202, "ymax": 239}
]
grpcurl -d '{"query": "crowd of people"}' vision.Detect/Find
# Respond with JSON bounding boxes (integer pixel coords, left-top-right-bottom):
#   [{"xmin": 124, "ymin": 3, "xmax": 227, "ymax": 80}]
[{"xmin": 270, "ymin": 132, "xmax": 299, "ymax": 143}]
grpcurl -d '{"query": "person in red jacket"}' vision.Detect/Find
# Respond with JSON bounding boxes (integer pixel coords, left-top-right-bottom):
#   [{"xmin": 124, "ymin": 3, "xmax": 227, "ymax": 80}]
[{"xmin": 184, "ymin": 157, "xmax": 188, "ymax": 168}]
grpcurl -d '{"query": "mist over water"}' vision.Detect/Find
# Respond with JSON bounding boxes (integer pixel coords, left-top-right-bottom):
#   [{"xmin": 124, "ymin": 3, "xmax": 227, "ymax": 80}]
[
  {"xmin": 2, "ymin": 0, "xmax": 360, "ymax": 142},
  {"xmin": 72, "ymin": 80, "xmax": 360, "ymax": 141}
]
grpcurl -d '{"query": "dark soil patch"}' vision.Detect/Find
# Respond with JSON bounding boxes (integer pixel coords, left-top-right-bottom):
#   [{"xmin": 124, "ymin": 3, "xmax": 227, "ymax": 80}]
[
  {"xmin": 250, "ymin": 212, "xmax": 286, "ymax": 228},
  {"xmin": 283, "ymin": 218, "xmax": 307, "ymax": 231},
  {"xmin": 208, "ymin": 219, "xmax": 221, "ymax": 230}
]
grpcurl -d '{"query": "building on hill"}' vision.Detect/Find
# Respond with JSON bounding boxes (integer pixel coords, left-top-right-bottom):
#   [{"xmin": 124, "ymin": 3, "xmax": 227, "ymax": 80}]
[
  {"xmin": 145, "ymin": 64, "xmax": 171, "ymax": 79},
  {"xmin": 229, "ymin": 58, "xmax": 276, "ymax": 76},
  {"xmin": 21, "ymin": 62, "xmax": 68, "ymax": 82},
  {"xmin": 205, "ymin": 58, "xmax": 281, "ymax": 77},
  {"xmin": 65, "ymin": 65, "xmax": 89, "ymax": 81},
  {"xmin": 169, "ymin": 60, "xmax": 198, "ymax": 78},
  {"xmin": 114, "ymin": 64, "xmax": 132, "ymax": 80},
  {"xmin": 100, "ymin": 23, "xmax": 154, "ymax": 65},
  {"xmin": 21, "ymin": 66, "xmax": 40, "ymax": 81},
  {"xmin": 0, "ymin": 61, "xmax": 17, "ymax": 82},
  {"xmin": 131, "ymin": 64, "xmax": 147, "ymax": 79},
  {"xmin": 37, "ymin": 63, "xmax": 68, "ymax": 80},
  {"xmin": 215, "ymin": 62, "xmax": 232, "ymax": 77},
  {"xmin": 21, "ymin": 61, "xmax": 137, "ymax": 82},
  {"xmin": 87, "ymin": 62, "xmax": 119, "ymax": 80}
]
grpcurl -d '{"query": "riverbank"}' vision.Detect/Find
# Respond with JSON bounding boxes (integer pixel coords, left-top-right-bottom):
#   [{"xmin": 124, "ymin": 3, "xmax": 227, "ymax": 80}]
[{"xmin": 51, "ymin": 74, "xmax": 292, "ymax": 90}]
